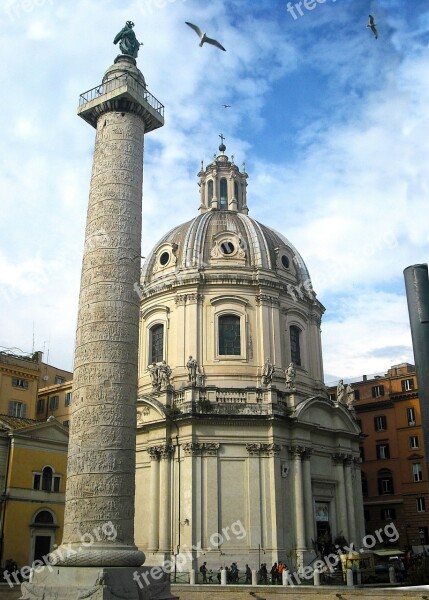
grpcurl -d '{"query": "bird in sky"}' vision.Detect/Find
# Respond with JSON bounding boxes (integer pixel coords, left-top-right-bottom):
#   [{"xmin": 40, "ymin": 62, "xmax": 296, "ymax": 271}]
[
  {"xmin": 367, "ymin": 15, "xmax": 378, "ymax": 39},
  {"xmin": 185, "ymin": 22, "xmax": 226, "ymax": 51},
  {"xmin": 223, "ymin": 104, "xmax": 231, "ymax": 108}
]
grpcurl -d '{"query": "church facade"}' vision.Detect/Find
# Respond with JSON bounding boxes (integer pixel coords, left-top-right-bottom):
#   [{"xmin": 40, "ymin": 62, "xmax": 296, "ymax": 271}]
[{"xmin": 134, "ymin": 144, "xmax": 364, "ymax": 572}]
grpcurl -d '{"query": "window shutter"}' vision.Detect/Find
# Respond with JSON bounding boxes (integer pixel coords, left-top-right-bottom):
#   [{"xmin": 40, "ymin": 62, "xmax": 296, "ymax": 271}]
[
  {"xmin": 8, "ymin": 401, "xmax": 14, "ymax": 416},
  {"xmin": 21, "ymin": 403, "xmax": 27, "ymax": 417},
  {"xmin": 372, "ymin": 387, "xmax": 376, "ymax": 398},
  {"xmin": 378, "ymin": 478, "xmax": 383, "ymax": 495},
  {"xmin": 380, "ymin": 385, "xmax": 384, "ymax": 396}
]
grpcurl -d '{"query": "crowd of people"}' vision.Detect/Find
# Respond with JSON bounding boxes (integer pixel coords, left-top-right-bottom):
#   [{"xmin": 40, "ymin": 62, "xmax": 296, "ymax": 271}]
[{"xmin": 198, "ymin": 561, "xmax": 288, "ymax": 584}]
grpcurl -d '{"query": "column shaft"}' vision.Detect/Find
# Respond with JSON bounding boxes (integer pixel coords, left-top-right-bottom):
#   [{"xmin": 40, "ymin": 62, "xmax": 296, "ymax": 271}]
[{"xmin": 149, "ymin": 454, "xmax": 160, "ymax": 550}]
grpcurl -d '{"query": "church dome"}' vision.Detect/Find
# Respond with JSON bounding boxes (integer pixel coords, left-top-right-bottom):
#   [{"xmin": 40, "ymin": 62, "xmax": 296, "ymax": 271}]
[{"xmin": 142, "ymin": 211, "xmax": 312, "ymax": 291}]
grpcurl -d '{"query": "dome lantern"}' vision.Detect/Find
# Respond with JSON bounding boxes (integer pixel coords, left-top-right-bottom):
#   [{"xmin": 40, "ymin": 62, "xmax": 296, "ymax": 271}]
[{"xmin": 198, "ymin": 137, "xmax": 248, "ymax": 214}]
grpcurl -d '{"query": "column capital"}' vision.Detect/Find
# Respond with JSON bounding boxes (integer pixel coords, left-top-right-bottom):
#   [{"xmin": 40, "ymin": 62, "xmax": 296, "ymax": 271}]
[
  {"xmin": 331, "ymin": 452, "xmax": 348, "ymax": 465},
  {"xmin": 147, "ymin": 446, "xmax": 160, "ymax": 461},
  {"xmin": 288, "ymin": 445, "xmax": 310, "ymax": 458},
  {"xmin": 158, "ymin": 444, "xmax": 174, "ymax": 459},
  {"xmin": 260, "ymin": 443, "xmax": 281, "ymax": 457},
  {"xmin": 183, "ymin": 442, "xmax": 204, "ymax": 456},
  {"xmin": 246, "ymin": 443, "xmax": 261, "ymax": 456},
  {"xmin": 203, "ymin": 442, "xmax": 220, "ymax": 456}
]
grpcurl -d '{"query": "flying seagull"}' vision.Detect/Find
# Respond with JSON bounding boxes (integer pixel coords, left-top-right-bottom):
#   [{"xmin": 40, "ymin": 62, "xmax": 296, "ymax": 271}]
[
  {"xmin": 367, "ymin": 14, "xmax": 378, "ymax": 39},
  {"xmin": 223, "ymin": 104, "xmax": 231, "ymax": 108},
  {"xmin": 185, "ymin": 22, "xmax": 226, "ymax": 51}
]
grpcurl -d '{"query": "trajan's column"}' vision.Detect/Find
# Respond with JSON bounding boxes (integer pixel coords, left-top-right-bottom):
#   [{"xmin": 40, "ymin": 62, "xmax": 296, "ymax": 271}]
[{"xmin": 22, "ymin": 22, "xmax": 172, "ymax": 600}]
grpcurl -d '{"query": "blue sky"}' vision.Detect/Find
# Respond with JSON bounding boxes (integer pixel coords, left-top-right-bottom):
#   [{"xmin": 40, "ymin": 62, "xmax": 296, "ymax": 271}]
[{"xmin": 0, "ymin": 0, "xmax": 427, "ymax": 382}]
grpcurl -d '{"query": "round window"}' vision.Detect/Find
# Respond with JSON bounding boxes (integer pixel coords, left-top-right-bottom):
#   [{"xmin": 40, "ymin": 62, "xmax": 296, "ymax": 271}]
[
  {"xmin": 220, "ymin": 241, "xmax": 235, "ymax": 255},
  {"xmin": 159, "ymin": 252, "xmax": 170, "ymax": 266},
  {"xmin": 281, "ymin": 255, "xmax": 290, "ymax": 269}
]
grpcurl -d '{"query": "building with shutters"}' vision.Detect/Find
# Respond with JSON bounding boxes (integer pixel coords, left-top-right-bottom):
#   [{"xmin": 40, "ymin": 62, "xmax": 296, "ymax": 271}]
[{"xmin": 327, "ymin": 363, "xmax": 429, "ymax": 551}]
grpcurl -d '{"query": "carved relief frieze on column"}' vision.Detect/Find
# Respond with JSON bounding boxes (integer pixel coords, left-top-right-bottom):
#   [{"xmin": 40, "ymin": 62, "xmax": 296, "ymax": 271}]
[
  {"xmin": 255, "ymin": 294, "xmax": 280, "ymax": 306},
  {"xmin": 203, "ymin": 443, "xmax": 220, "ymax": 456},
  {"xmin": 260, "ymin": 443, "xmax": 281, "ymax": 457},
  {"xmin": 245, "ymin": 443, "xmax": 261, "ymax": 456},
  {"xmin": 147, "ymin": 446, "xmax": 160, "ymax": 461},
  {"xmin": 175, "ymin": 294, "xmax": 187, "ymax": 306},
  {"xmin": 183, "ymin": 442, "xmax": 204, "ymax": 456}
]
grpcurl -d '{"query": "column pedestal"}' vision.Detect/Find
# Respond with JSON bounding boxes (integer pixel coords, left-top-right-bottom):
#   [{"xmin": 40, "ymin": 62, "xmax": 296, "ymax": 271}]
[{"xmin": 21, "ymin": 566, "xmax": 177, "ymax": 600}]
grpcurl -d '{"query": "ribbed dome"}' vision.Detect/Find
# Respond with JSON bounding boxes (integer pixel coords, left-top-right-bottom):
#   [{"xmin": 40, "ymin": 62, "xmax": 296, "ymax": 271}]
[{"xmin": 142, "ymin": 210, "xmax": 312, "ymax": 287}]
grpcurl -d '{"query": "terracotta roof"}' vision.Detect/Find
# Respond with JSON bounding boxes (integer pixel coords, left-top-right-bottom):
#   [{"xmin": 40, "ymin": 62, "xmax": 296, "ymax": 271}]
[{"xmin": 0, "ymin": 414, "xmax": 37, "ymax": 431}]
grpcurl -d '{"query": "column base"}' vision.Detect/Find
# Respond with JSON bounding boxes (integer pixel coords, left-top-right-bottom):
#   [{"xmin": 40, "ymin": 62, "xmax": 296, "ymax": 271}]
[
  {"xmin": 20, "ymin": 566, "xmax": 178, "ymax": 600},
  {"xmin": 49, "ymin": 543, "xmax": 145, "ymax": 566}
]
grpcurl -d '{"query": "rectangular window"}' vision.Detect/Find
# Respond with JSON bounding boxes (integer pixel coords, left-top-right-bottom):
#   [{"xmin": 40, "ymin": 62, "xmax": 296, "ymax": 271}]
[
  {"xmin": 413, "ymin": 463, "xmax": 423, "ymax": 482},
  {"xmin": 354, "ymin": 389, "xmax": 360, "ymax": 401},
  {"xmin": 381, "ymin": 508, "xmax": 396, "ymax": 520},
  {"xmin": 65, "ymin": 392, "xmax": 72, "ymax": 407},
  {"xmin": 329, "ymin": 393, "xmax": 336, "ymax": 402},
  {"xmin": 49, "ymin": 395, "xmax": 59, "ymax": 411},
  {"xmin": 417, "ymin": 497, "xmax": 426, "ymax": 512},
  {"xmin": 290, "ymin": 326, "xmax": 302, "ymax": 366},
  {"xmin": 407, "ymin": 407, "xmax": 416, "ymax": 425},
  {"xmin": 53, "ymin": 476, "xmax": 61, "ymax": 492},
  {"xmin": 372, "ymin": 385, "xmax": 385, "ymax": 398},
  {"xmin": 8, "ymin": 401, "xmax": 27, "ymax": 418},
  {"xmin": 219, "ymin": 315, "xmax": 241, "ymax": 356},
  {"xmin": 33, "ymin": 473, "xmax": 41, "ymax": 490},
  {"xmin": 55, "ymin": 375, "xmax": 65, "ymax": 384},
  {"xmin": 410, "ymin": 435, "xmax": 419, "ymax": 449},
  {"xmin": 402, "ymin": 378, "xmax": 415, "ymax": 392},
  {"xmin": 374, "ymin": 415, "xmax": 387, "ymax": 431},
  {"xmin": 381, "ymin": 478, "xmax": 393, "ymax": 494},
  {"xmin": 150, "ymin": 324, "xmax": 164, "ymax": 363},
  {"xmin": 36, "ymin": 398, "xmax": 45, "ymax": 414},
  {"xmin": 376, "ymin": 444, "xmax": 390, "ymax": 459},
  {"xmin": 12, "ymin": 377, "xmax": 29, "ymax": 389}
]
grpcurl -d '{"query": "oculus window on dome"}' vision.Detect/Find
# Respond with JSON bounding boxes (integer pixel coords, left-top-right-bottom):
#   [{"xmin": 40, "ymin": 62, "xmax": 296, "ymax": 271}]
[
  {"xmin": 219, "ymin": 315, "xmax": 241, "ymax": 355},
  {"xmin": 220, "ymin": 241, "xmax": 235, "ymax": 255},
  {"xmin": 290, "ymin": 325, "xmax": 302, "ymax": 366},
  {"xmin": 281, "ymin": 255, "xmax": 290, "ymax": 269},
  {"xmin": 150, "ymin": 323, "xmax": 164, "ymax": 363},
  {"xmin": 159, "ymin": 251, "xmax": 170, "ymax": 266}
]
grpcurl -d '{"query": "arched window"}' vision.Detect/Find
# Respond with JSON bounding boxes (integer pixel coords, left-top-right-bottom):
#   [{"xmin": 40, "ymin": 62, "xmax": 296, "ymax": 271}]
[
  {"xmin": 34, "ymin": 510, "xmax": 54, "ymax": 525},
  {"xmin": 150, "ymin": 324, "xmax": 164, "ymax": 363},
  {"xmin": 361, "ymin": 472, "xmax": 368, "ymax": 497},
  {"xmin": 41, "ymin": 467, "xmax": 53, "ymax": 492},
  {"xmin": 220, "ymin": 178, "xmax": 228, "ymax": 209},
  {"xmin": 290, "ymin": 326, "xmax": 302, "ymax": 366},
  {"xmin": 207, "ymin": 180, "xmax": 213, "ymax": 207},
  {"xmin": 234, "ymin": 181, "xmax": 239, "ymax": 203},
  {"xmin": 219, "ymin": 315, "xmax": 241, "ymax": 355},
  {"xmin": 378, "ymin": 468, "xmax": 394, "ymax": 495}
]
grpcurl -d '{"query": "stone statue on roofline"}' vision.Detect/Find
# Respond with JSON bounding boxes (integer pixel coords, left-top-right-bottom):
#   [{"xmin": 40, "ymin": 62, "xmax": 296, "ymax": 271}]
[
  {"xmin": 346, "ymin": 383, "xmax": 355, "ymax": 410},
  {"xmin": 262, "ymin": 357, "xmax": 274, "ymax": 386},
  {"xmin": 114, "ymin": 21, "xmax": 143, "ymax": 59}
]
